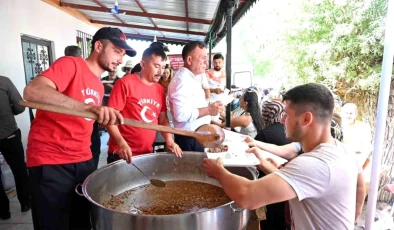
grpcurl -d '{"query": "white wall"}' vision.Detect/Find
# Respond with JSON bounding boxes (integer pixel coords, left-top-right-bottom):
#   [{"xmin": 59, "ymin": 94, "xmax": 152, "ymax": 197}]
[{"xmin": 0, "ymin": 0, "xmax": 98, "ymax": 147}]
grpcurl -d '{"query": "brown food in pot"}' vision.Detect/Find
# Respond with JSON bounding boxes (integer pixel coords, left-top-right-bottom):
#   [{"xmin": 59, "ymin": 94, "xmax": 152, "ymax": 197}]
[
  {"xmin": 102, "ymin": 181, "xmax": 231, "ymax": 215},
  {"xmin": 207, "ymin": 145, "xmax": 228, "ymax": 153}
]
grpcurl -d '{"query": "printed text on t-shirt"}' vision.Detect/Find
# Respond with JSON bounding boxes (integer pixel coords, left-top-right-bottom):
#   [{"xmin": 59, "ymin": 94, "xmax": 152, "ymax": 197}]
[
  {"xmin": 81, "ymin": 88, "xmax": 101, "ymax": 105},
  {"xmin": 137, "ymin": 98, "xmax": 161, "ymax": 109}
]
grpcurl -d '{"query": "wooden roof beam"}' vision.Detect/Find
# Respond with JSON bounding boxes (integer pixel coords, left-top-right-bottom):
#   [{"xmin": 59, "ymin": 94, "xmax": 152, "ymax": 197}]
[
  {"xmin": 91, "ymin": 20, "xmax": 206, "ymax": 36},
  {"xmin": 41, "ymin": 0, "xmax": 101, "ymax": 28},
  {"xmin": 125, "ymin": 33, "xmax": 190, "ymax": 44},
  {"xmin": 60, "ymin": 2, "xmax": 212, "ymax": 25},
  {"xmin": 134, "ymin": 0, "xmax": 164, "ymax": 37},
  {"xmin": 184, "ymin": 0, "xmax": 189, "ymax": 33}
]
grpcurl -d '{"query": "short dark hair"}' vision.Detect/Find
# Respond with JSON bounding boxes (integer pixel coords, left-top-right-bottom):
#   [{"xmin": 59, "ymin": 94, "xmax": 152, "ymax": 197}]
[
  {"xmin": 131, "ymin": 63, "xmax": 141, "ymax": 74},
  {"xmin": 65, "ymin": 46, "xmax": 82, "ymax": 57},
  {"xmin": 182, "ymin": 41, "xmax": 207, "ymax": 61},
  {"xmin": 150, "ymin": 41, "xmax": 170, "ymax": 52},
  {"xmin": 213, "ymin": 53, "xmax": 224, "ymax": 60},
  {"xmin": 142, "ymin": 47, "xmax": 167, "ymax": 61},
  {"xmin": 283, "ymin": 83, "xmax": 334, "ymax": 123},
  {"xmin": 90, "ymin": 39, "xmax": 110, "ymax": 54}
]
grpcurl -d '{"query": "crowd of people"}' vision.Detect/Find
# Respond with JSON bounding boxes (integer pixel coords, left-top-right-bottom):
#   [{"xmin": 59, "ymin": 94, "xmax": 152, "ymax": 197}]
[{"xmin": 0, "ymin": 26, "xmax": 374, "ymax": 230}]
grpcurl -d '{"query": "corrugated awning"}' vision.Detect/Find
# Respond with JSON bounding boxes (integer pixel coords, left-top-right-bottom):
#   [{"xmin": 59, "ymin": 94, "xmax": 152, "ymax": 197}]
[{"xmin": 57, "ymin": 0, "xmax": 258, "ymax": 46}]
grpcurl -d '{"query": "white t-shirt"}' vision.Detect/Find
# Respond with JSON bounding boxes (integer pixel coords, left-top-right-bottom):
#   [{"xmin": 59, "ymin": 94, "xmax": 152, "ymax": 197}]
[
  {"xmin": 196, "ymin": 73, "xmax": 210, "ymax": 90},
  {"xmin": 239, "ymin": 120, "xmax": 257, "ymax": 138},
  {"xmin": 274, "ymin": 140, "xmax": 359, "ymax": 230},
  {"xmin": 209, "ymin": 71, "xmax": 224, "ymax": 88}
]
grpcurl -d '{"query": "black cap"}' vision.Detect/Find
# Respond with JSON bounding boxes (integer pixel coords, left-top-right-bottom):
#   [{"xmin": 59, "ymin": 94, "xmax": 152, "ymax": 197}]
[
  {"xmin": 92, "ymin": 27, "xmax": 137, "ymax": 57},
  {"xmin": 149, "ymin": 41, "xmax": 170, "ymax": 52}
]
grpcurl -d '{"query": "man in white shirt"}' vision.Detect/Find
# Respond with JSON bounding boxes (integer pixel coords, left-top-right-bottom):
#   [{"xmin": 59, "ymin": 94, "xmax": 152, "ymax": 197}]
[
  {"xmin": 341, "ymin": 102, "xmax": 372, "ymax": 200},
  {"xmin": 341, "ymin": 103, "xmax": 372, "ymax": 155},
  {"xmin": 195, "ymin": 73, "xmax": 224, "ymax": 101},
  {"xmin": 195, "ymin": 72, "xmax": 211, "ymax": 101},
  {"xmin": 206, "ymin": 54, "xmax": 226, "ymax": 84},
  {"xmin": 201, "ymin": 54, "xmax": 226, "ymax": 101},
  {"xmin": 168, "ymin": 41, "xmax": 223, "ymax": 152},
  {"xmin": 204, "ymin": 83, "xmax": 363, "ymax": 229}
]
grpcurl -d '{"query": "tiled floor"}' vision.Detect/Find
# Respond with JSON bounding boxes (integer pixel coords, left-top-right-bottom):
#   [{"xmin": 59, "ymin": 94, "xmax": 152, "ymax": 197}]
[
  {"xmin": 0, "ymin": 132, "xmax": 111, "ymax": 230},
  {"xmin": 0, "ymin": 194, "xmax": 34, "ymax": 230}
]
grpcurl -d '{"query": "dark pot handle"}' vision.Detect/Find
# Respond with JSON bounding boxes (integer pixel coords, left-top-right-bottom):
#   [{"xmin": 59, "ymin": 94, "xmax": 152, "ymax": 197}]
[{"xmin": 75, "ymin": 183, "xmax": 84, "ymax": 197}]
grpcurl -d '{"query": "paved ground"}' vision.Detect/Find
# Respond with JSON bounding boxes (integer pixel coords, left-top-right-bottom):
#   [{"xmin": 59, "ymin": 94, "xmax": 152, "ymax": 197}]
[{"xmin": 0, "ymin": 132, "xmax": 110, "ymax": 230}]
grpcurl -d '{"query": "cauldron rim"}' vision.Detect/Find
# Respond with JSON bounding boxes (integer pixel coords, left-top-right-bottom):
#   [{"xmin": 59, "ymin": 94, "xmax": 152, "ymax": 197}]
[{"xmin": 81, "ymin": 152, "xmax": 257, "ymax": 217}]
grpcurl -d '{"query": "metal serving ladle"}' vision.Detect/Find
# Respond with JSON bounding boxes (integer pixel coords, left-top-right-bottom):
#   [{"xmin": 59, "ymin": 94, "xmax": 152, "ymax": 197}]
[
  {"xmin": 132, "ymin": 163, "xmax": 166, "ymax": 188},
  {"xmin": 113, "ymin": 150, "xmax": 166, "ymax": 188}
]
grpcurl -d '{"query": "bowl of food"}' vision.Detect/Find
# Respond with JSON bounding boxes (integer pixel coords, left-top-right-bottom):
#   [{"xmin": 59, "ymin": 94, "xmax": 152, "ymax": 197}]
[{"xmin": 206, "ymin": 144, "xmax": 229, "ymax": 153}]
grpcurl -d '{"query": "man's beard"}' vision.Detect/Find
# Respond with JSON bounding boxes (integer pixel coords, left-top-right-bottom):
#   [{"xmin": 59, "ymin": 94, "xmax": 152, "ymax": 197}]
[
  {"xmin": 214, "ymin": 66, "xmax": 221, "ymax": 71},
  {"xmin": 285, "ymin": 121, "xmax": 302, "ymax": 142},
  {"xmin": 98, "ymin": 52, "xmax": 116, "ymax": 72}
]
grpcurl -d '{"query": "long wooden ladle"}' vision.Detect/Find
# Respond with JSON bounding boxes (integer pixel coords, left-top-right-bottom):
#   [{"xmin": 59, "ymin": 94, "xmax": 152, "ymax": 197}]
[{"xmin": 19, "ymin": 101, "xmax": 225, "ymax": 148}]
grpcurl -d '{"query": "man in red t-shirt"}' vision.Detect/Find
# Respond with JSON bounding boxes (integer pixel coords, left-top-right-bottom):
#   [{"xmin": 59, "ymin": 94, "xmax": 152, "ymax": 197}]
[
  {"xmin": 106, "ymin": 46, "xmax": 182, "ymax": 164},
  {"xmin": 23, "ymin": 27, "xmax": 136, "ymax": 230}
]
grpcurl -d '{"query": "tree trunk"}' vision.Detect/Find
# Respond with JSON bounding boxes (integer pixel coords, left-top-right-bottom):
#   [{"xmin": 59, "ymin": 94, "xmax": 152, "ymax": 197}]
[
  {"xmin": 377, "ymin": 81, "xmax": 394, "ymax": 202},
  {"xmin": 340, "ymin": 81, "xmax": 394, "ymax": 203}
]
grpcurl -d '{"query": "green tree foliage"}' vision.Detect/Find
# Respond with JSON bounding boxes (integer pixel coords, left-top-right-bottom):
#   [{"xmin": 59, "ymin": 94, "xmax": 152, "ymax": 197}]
[
  {"xmin": 234, "ymin": 0, "xmax": 394, "ymax": 202},
  {"xmin": 235, "ymin": 0, "xmax": 389, "ymax": 93},
  {"xmin": 285, "ymin": 0, "xmax": 387, "ymax": 94}
]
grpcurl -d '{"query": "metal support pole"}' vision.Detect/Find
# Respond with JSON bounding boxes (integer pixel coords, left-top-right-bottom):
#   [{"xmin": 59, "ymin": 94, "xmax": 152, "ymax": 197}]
[
  {"xmin": 365, "ymin": 0, "xmax": 394, "ymax": 229},
  {"xmin": 209, "ymin": 32, "xmax": 212, "ymax": 69},
  {"xmin": 225, "ymin": 5, "xmax": 234, "ymax": 127}
]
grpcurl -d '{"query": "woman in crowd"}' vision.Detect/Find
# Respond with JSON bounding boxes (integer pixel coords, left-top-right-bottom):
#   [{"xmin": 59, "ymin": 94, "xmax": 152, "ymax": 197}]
[
  {"xmin": 255, "ymin": 100, "xmax": 290, "ymax": 230},
  {"xmin": 216, "ymin": 88, "xmax": 263, "ymax": 138},
  {"xmin": 158, "ymin": 64, "xmax": 173, "ymax": 94},
  {"xmin": 257, "ymin": 100, "xmax": 287, "ymax": 144}
]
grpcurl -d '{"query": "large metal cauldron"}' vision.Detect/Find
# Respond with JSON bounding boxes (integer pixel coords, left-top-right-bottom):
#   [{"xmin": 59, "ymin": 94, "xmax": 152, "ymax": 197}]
[{"xmin": 79, "ymin": 152, "xmax": 258, "ymax": 230}]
